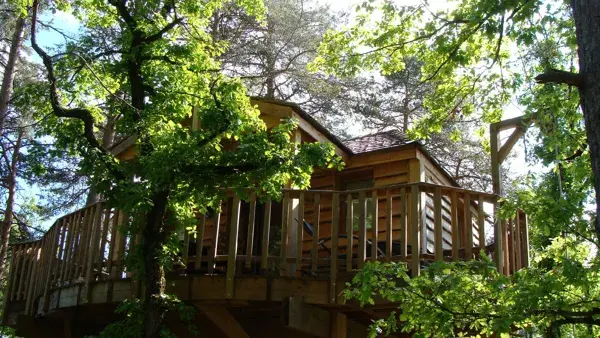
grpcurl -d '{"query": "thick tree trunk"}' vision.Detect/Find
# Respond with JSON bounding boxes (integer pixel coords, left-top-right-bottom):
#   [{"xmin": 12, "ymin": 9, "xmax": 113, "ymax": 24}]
[
  {"xmin": 142, "ymin": 190, "xmax": 169, "ymax": 338},
  {"xmin": 0, "ymin": 130, "xmax": 23, "ymax": 283},
  {"xmin": 571, "ymin": 0, "xmax": 600, "ymax": 242},
  {"xmin": 0, "ymin": 17, "xmax": 25, "ymax": 132}
]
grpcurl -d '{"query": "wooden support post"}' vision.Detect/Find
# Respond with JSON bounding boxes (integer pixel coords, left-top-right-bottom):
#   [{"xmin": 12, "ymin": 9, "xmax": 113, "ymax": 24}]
[
  {"xmin": 410, "ymin": 185, "xmax": 420, "ymax": 277},
  {"xmin": 330, "ymin": 311, "xmax": 347, "ymax": 338},
  {"xmin": 490, "ymin": 124, "xmax": 504, "ymax": 271},
  {"xmin": 501, "ymin": 219, "xmax": 509, "ymax": 275},
  {"xmin": 245, "ymin": 193, "xmax": 257, "ymax": 270},
  {"xmin": 260, "ymin": 199, "xmax": 271, "ymax": 272},
  {"xmin": 330, "ymin": 193, "xmax": 340, "ymax": 304},
  {"xmin": 345, "ymin": 193, "xmax": 353, "ymax": 271},
  {"xmin": 284, "ymin": 296, "xmax": 330, "ymax": 337},
  {"xmin": 370, "ymin": 189, "xmax": 379, "ymax": 260},
  {"xmin": 226, "ymin": 196, "xmax": 241, "ymax": 299},
  {"xmin": 311, "ymin": 194, "xmax": 320, "ymax": 273},
  {"xmin": 10, "ymin": 244, "xmax": 23, "ymax": 301},
  {"xmin": 43, "ymin": 224, "xmax": 60, "ymax": 312},
  {"xmin": 357, "ymin": 191, "xmax": 367, "ymax": 269},
  {"xmin": 97, "ymin": 208, "xmax": 111, "ymax": 276},
  {"xmin": 434, "ymin": 187, "xmax": 443, "ymax": 261},
  {"xmin": 54, "ymin": 218, "xmax": 67, "ymax": 286}
]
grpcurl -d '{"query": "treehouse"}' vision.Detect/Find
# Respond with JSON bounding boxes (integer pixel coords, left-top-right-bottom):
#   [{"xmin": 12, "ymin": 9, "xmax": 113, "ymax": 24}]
[{"xmin": 2, "ymin": 98, "xmax": 530, "ymax": 338}]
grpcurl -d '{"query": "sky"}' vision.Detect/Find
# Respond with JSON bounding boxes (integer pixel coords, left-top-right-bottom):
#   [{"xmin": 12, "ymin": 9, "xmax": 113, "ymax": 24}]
[{"xmin": 26, "ymin": 0, "xmax": 540, "ymax": 229}]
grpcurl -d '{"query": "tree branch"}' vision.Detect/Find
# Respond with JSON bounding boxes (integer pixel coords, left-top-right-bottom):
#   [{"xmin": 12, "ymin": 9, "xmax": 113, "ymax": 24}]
[
  {"xmin": 535, "ymin": 69, "xmax": 583, "ymax": 87},
  {"xmin": 30, "ymin": 1, "xmax": 103, "ymax": 152}
]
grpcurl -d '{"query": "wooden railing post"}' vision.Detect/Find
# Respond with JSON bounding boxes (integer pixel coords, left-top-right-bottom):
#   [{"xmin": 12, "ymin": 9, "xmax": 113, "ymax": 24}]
[
  {"xmin": 370, "ymin": 189, "xmax": 379, "ymax": 261},
  {"xmin": 245, "ymin": 193, "xmax": 257, "ymax": 270},
  {"xmin": 450, "ymin": 191, "xmax": 459, "ymax": 260},
  {"xmin": 83, "ymin": 203, "xmax": 103, "ymax": 303},
  {"xmin": 280, "ymin": 192, "xmax": 290, "ymax": 275},
  {"xmin": 330, "ymin": 193, "xmax": 340, "ymax": 303},
  {"xmin": 260, "ymin": 199, "xmax": 271, "ymax": 273},
  {"xmin": 357, "ymin": 191, "xmax": 367, "ymax": 269},
  {"xmin": 464, "ymin": 193, "xmax": 473, "ymax": 259},
  {"xmin": 195, "ymin": 214, "xmax": 206, "ymax": 271},
  {"xmin": 521, "ymin": 211, "xmax": 530, "ymax": 268},
  {"xmin": 477, "ymin": 195, "xmax": 485, "ymax": 257},
  {"xmin": 400, "ymin": 188, "xmax": 407, "ymax": 260},
  {"xmin": 345, "ymin": 193, "xmax": 353, "ymax": 271},
  {"xmin": 311, "ymin": 194, "xmax": 320, "ymax": 273},
  {"xmin": 410, "ymin": 185, "xmax": 420, "ymax": 277},
  {"xmin": 433, "ymin": 187, "xmax": 443, "ymax": 261},
  {"xmin": 2, "ymin": 245, "xmax": 17, "ymax": 323},
  {"xmin": 385, "ymin": 190, "xmax": 392, "ymax": 261},
  {"xmin": 225, "ymin": 195, "xmax": 241, "ymax": 299},
  {"xmin": 295, "ymin": 192, "xmax": 305, "ymax": 273}
]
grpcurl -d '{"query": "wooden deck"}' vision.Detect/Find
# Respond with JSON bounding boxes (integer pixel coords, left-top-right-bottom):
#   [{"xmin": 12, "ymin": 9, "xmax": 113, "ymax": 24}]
[{"xmin": 2, "ymin": 182, "xmax": 529, "ymax": 333}]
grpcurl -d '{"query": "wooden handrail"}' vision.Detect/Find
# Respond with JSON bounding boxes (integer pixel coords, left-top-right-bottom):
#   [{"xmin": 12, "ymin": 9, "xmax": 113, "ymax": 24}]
[{"xmin": 3, "ymin": 183, "xmax": 529, "ymax": 319}]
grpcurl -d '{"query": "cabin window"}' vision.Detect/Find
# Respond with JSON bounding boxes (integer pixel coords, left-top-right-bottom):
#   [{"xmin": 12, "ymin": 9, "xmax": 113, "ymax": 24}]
[{"xmin": 342, "ymin": 176, "xmax": 375, "ymax": 230}]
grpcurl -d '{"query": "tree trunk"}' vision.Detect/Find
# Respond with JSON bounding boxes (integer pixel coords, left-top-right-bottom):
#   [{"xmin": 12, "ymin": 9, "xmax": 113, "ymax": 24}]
[
  {"xmin": 0, "ymin": 129, "xmax": 23, "ymax": 283},
  {"xmin": 571, "ymin": 0, "xmax": 600, "ymax": 242},
  {"xmin": 0, "ymin": 17, "xmax": 25, "ymax": 133},
  {"xmin": 85, "ymin": 115, "xmax": 117, "ymax": 205},
  {"xmin": 142, "ymin": 190, "xmax": 169, "ymax": 338}
]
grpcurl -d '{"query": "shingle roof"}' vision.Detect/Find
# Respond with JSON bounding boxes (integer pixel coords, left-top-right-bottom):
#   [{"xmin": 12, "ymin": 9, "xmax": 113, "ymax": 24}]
[{"xmin": 342, "ymin": 130, "xmax": 414, "ymax": 154}]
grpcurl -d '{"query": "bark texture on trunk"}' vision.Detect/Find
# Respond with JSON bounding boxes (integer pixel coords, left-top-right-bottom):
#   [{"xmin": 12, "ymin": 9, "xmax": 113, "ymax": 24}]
[
  {"xmin": 0, "ymin": 130, "xmax": 23, "ymax": 283},
  {"xmin": 142, "ymin": 190, "xmax": 169, "ymax": 338},
  {"xmin": 571, "ymin": 0, "xmax": 600, "ymax": 241},
  {"xmin": 0, "ymin": 17, "xmax": 25, "ymax": 132},
  {"xmin": 85, "ymin": 115, "xmax": 117, "ymax": 205}
]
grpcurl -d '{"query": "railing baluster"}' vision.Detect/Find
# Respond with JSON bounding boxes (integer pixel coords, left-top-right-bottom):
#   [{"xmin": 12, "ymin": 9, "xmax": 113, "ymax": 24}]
[
  {"xmin": 450, "ymin": 191, "xmax": 459, "ymax": 260},
  {"xmin": 84, "ymin": 203, "xmax": 103, "ymax": 302},
  {"xmin": 43, "ymin": 226, "xmax": 60, "ymax": 312},
  {"xmin": 515, "ymin": 212, "xmax": 522, "ymax": 271},
  {"xmin": 464, "ymin": 193, "xmax": 473, "ymax": 259},
  {"xmin": 260, "ymin": 199, "xmax": 271, "ymax": 273},
  {"xmin": 182, "ymin": 223, "xmax": 190, "ymax": 267},
  {"xmin": 245, "ymin": 193, "xmax": 257, "ymax": 270},
  {"xmin": 410, "ymin": 185, "xmax": 420, "ymax": 277},
  {"xmin": 371, "ymin": 190, "xmax": 379, "ymax": 261},
  {"xmin": 295, "ymin": 192, "xmax": 304, "ymax": 271},
  {"xmin": 280, "ymin": 192, "xmax": 289, "ymax": 274},
  {"xmin": 400, "ymin": 188, "xmax": 407, "ymax": 259},
  {"xmin": 17, "ymin": 243, "xmax": 31, "ymax": 300},
  {"xmin": 477, "ymin": 195, "xmax": 485, "ymax": 257},
  {"xmin": 24, "ymin": 242, "xmax": 39, "ymax": 314},
  {"xmin": 11, "ymin": 244, "xmax": 23, "ymax": 301},
  {"xmin": 195, "ymin": 214, "xmax": 206, "ymax": 271},
  {"xmin": 97, "ymin": 208, "xmax": 112, "ymax": 278},
  {"xmin": 2, "ymin": 246, "xmax": 17, "ymax": 321},
  {"xmin": 52, "ymin": 219, "xmax": 66, "ymax": 288},
  {"xmin": 501, "ymin": 219, "xmax": 509, "ymax": 275},
  {"xmin": 521, "ymin": 211, "xmax": 530, "ymax": 268},
  {"xmin": 434, "ymin": 187, "xmax": 443, "ymax": 261},
  {"xmin": 330, "ymin": 193, "xmax": 340, "ymax": 304},
  {"xmin": 385, "ymin": 190, "xmax": 392, "ymax": 261},
  {"xmin": 345, "ymin": 193, "xmax": 353, "ymax": 271},
  {"xmin": 225, "ymin": 195, "xmax": 241, "ymax": 299},
  {"xmin": 115, "ymin": 211, "xmax": 127, "ymax": 279},
  {"xmin": 357, "ymin": 191, "xmax": 367, "ymax": 269},
  {"xmin": 106, "ymin": 209, "xmax": 119, "ymax": 281},
  {"xmin": 311, "ymin": 194, "xmax": 320, "ymax": 273},
  {"xmin": 62, "ymin": 213, "xmax": 76, "ymax": 283},
  {"xmin": 208, "ymin": 211, "xmax": 221, "ymax": 274},
  {"xmin": 79, "ymin": 206, "xmax": 95, "ymax": 278}
]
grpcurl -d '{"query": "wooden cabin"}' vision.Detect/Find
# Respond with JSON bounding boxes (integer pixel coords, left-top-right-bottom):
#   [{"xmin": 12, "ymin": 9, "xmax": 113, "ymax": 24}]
[{"xmin": 2, "ymin": 98, "xmax": 529, "ymax": 338}]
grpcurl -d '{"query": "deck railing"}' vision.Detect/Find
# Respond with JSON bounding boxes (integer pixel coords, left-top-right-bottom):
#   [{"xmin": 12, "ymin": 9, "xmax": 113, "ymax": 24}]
[{"xmin": 3, "ymin": 182, "xmax": 528, "ymax": 317}]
